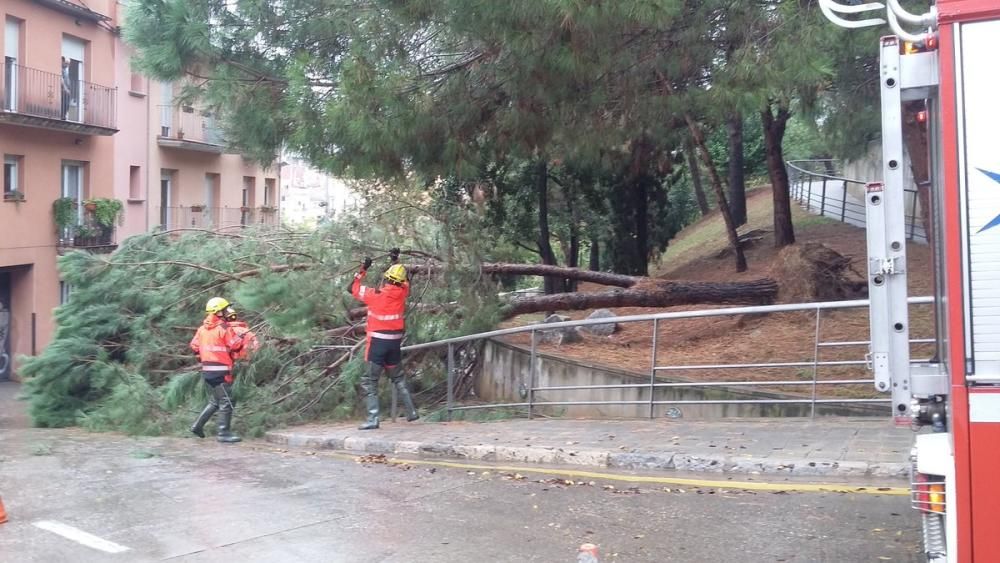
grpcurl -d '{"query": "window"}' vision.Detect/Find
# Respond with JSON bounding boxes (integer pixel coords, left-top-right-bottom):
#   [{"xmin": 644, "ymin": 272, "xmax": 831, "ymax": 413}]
[
  {"xmin": 264, "ymin": 178, "xmax": 276, "ymax": 206},
  {"xmin": 241, "ymin": 177, "xmax": 255, "ymax": 226},
  {"xmin": 59, "ymin": 281, "xmax": 71, "ymax": 305},
  {"xmin": 61, "ymin": 162, "xmax": 85, "ymax": 238},
  {"xmin": 160, "ymin": 170, "xmax": 174, "ymax": 229},
  {"xmin": 160, "ymin": 81, "xmax": 173, "ymax": 136},
  {"xmin": 4, "ymin": 155, "xmax": 22, "ymax": 196},
  {"xmin": 129, "ymin": 67, "xmax": 144, "ymax": 94},
  {"xmin": 129, "ymin": 166, "xmax": 141, "ymax": 200},
  {"xmin": 5, "ymin": 18, "xmax": 22, "ymax": 112},
  {"xmin": 61, "ymin": 36, "xmax": 86, "ymax": 123}
]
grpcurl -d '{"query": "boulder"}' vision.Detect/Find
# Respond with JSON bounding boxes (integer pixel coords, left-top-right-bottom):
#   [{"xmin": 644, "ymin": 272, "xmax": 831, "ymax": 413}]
[
  {"xmin": 579, "ymin": 308, "xmax": 618, "ymax": 336},
  {"xmin": 538, "ymin": 314, "xmax": 582, "ymax": 345}
]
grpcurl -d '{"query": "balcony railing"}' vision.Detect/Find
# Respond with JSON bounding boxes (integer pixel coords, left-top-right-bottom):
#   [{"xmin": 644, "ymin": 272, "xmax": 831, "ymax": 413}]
[
  {"xmin": 158, "ymin": 206, "xmax": 279, "ymax": 231},
  {"xmin": 158, "ymin": 105, "xmax": 225, "ymax": 151},
  {"xmin": 57, "ymin": 208, "xmax": 118, "ymax": 252},
  {"xmin": 1, "ymin": 62, "xmax": 117, "ymax": 133}
]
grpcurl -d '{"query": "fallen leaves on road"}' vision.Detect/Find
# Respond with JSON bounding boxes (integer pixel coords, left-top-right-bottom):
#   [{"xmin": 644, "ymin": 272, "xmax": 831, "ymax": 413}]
[{"xmin": 355, "ymin": 454, "xmax": 388, "ymax": 464}]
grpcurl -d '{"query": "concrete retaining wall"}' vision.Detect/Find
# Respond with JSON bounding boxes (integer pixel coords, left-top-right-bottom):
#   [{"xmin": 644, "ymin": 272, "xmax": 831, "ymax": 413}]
[{"xmin": 477, "ymin": 340, "xmax": 888, "ymax": 419}]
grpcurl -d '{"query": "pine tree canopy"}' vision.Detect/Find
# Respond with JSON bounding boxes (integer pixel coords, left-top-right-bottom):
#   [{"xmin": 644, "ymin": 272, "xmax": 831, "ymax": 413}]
[{"xmin": 21, "ymin": 202, "xmax": 505, "ymax": 436}]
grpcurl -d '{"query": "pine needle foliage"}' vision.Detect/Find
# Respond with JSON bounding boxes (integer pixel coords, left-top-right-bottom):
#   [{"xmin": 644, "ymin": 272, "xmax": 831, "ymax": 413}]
[{"xmin": 20, "ymin": 206, "xmax": 504, "ymax": 437}]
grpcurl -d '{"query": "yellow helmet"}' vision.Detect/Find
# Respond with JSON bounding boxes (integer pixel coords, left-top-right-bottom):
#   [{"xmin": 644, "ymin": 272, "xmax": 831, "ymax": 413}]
[
  {"xmin": 205, "ymin": 297, "xmax": 230, "ymax": 314},
  {"xmin": 384, "ymin": 264, "xmax": 407, "ymax": 284}
]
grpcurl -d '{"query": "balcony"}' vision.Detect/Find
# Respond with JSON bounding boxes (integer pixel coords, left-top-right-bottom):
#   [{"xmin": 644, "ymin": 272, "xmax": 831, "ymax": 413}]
[
  {"xmin": 158, "ymin": 206, "xmax": 279, "ymax": 231},
  {"xmin": 54, "ymin": 198, "xmax": 121, "ymax": 254},
  {"xmin": 157, "ymin": 105, "xmax": 225, "ymax": 153},
  {"xmin": 1, "ymin": 62, "xmax": 117, "ymax": 135}
]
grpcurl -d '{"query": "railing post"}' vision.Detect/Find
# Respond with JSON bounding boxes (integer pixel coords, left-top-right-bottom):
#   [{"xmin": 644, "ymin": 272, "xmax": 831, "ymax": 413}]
[
  {"xmin": 528, "ymin": 330, "xmax": 536, "ymax": 420},
  {"xmin": 806, "ymin": 176, "xmax": 813, "ymax": 212},
  {"xmin": 446, "ymin": 343, "xmax": 455, "ymax": 421},
  {"xmin": 909, "ymin": 189, "xmax": 918, "ymax": 240},
  {"xmin": 649, "ymin": 319, "xmax": 659, "ymax": 419},
  {"xmin": 811, "ymin": 307, "xmax": 822, "ymax": 419},
  {"xmin": 820, "ymin": 177, "xmax": 828, "ymax": 217},
  {"xmin": 841, "ymin": 181, "xmax": 848, "ymax": 222}
]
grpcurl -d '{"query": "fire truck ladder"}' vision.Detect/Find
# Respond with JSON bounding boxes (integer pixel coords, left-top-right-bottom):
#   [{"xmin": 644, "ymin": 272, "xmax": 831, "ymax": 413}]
[{"xmin": 819, "ymin": 0, "xmax": 948, "ymax": 422}]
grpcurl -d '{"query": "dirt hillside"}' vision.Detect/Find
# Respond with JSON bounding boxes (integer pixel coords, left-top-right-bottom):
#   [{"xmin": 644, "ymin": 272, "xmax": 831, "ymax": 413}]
[{"xmin": 501, "ymin": 189, "xmax": 935, "ymax": 398}]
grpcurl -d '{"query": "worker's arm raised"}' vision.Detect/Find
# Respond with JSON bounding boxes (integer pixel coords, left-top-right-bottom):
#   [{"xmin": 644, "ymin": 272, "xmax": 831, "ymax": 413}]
[{"xmin": 350, "ymin": 257, "xmax": 375, "ymax": 304}]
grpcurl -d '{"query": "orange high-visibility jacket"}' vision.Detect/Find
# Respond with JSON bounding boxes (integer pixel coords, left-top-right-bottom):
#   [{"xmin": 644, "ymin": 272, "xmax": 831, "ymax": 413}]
[
  {"xmin": 189, "ymin": 314, "xmax": 245, "ymax": 372},
  {"xmin": 351, "ymin": 270, "xmax": 409, "ymax": 337},
  {"xmin": 227, "ymin": 320, "xmax": 259, "ymax": 360}
]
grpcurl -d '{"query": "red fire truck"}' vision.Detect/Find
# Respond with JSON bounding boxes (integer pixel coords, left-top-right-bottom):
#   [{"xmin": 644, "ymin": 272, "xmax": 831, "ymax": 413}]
[{"xmin": 820, "ymin": 1, "xmax": 1000, "ymax": 561}]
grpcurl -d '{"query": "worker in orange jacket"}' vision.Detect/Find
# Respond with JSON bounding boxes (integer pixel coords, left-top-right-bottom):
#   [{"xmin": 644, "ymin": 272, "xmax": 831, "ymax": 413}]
[
  {"xmin": 350, "ymin": 248, "xmax": 419, "ymax": 429},
  {"xmin": 189, "ymin": 297, "xmax": 245, "ymax": 442}
]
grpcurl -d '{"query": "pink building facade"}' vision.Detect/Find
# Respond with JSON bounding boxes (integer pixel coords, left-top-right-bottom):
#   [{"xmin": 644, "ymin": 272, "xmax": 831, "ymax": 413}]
[{"xmin": 0, "ymin": 0, "xmax": 280, "ymax": 380}]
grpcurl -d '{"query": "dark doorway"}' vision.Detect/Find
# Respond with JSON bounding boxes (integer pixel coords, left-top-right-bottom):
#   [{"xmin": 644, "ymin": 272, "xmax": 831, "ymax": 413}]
[{"xmin": 0, "ymin": 271, "xmax": 11, "ymax": 381}]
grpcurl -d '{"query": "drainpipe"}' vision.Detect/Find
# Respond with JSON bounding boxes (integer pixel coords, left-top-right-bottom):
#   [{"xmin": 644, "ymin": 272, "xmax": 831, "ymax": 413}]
[{"xmin": 144, "ymin": 83, "xmax": 151, "ymax": 232}]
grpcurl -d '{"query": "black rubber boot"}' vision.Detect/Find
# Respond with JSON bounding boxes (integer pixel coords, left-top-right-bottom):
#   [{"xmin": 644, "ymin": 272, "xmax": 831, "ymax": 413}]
[
  {"xmin": 388, "ymin": 366, "xmax": 419, "ymax": 422},
  {"xmin": 190, "ymin": 400, "xmax": 218, "ymax": 438},
  {"xmin": 359, "ymin": 362, "xmax": 382, "ymax": 430},
  {"xmin": 215, "ymin": 383, "xmax": 242, "ymax": 443},
  {"xmin": 216, "ymin": 410, "xmax": 242, "ymax": 443}
]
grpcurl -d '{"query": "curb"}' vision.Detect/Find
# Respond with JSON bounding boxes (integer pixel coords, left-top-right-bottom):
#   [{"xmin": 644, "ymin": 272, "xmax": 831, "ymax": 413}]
[{"xmin": 263, "ymin": 430, "xmax": 910, "ymax": 480}]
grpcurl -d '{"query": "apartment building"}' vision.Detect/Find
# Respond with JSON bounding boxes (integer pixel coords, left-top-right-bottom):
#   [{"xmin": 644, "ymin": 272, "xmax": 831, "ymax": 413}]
[
  {"xmin": 280, "ymin": 154, "xmax": 357, "ymax": 228},
  {"xmin": 0, "ymin": 0, "xmax": 280, "ymax": 381}
]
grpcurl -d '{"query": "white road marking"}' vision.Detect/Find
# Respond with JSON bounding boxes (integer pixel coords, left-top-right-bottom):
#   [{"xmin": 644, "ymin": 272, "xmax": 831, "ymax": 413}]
[{"xmin": 33, "ymin": 520, "xmax": 130, "ymax": 554}]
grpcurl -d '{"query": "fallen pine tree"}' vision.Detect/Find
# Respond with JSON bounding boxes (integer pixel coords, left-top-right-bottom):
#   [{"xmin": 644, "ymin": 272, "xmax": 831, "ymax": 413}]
[
  {"xmin": 349, "ymin": 262, "xmax": 778, "ymax": 319},
  {"xmin": 19, "ymin": 219, "xmax": 778, "ymax": 438}
]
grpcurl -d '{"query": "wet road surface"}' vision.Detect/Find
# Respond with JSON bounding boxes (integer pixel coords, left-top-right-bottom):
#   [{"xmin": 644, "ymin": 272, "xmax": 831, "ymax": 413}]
[{"xmin": 0, "ymin": 426, "xmax": 922, "ymax": 562}]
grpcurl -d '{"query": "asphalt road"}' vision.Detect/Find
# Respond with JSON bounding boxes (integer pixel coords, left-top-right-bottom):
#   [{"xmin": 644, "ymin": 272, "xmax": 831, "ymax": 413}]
[
  {"xmin": 0, "ymin": 426, "xmax": 922, "ymax": 562},
  {"xmin": 0, "ymin": 383, "xmax": 922, "ymax": 562}
]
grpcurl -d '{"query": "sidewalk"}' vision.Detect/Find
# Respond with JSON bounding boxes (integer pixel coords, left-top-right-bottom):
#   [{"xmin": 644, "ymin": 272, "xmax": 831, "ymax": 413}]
[{"xmin": 265, "ymin": 417, "xmax": 917, "ymax": 480}]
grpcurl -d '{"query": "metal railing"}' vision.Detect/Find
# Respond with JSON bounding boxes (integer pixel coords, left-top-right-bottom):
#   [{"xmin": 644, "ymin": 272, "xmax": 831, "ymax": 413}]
[
  {"xmin": 157, "ymin": 206, "xmax": 279, "ymax": 230},
  {"xmin": 400, "ymin": 296, "xmax": 936, "ymax": 420},
  {"xmin": 158, "ymin": 105, "xmax": 225, "ymax": 146},
  {"xmin": 786, "ymin": 159, "xmax": 926, "ymax": 242},
  {"xmin": 56, "ymin": 206, "xmax": 118, "ymax": 249},
  {"xmin": 1, "ymin": 62, "xmax": 116, "ymax": 130}
]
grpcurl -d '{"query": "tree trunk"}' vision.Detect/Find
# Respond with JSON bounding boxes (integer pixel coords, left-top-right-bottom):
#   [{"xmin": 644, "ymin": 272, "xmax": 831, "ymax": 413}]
[
  {"xmin": 902, "ymin": 101, "xmax": 932, "ymax": 244},
  {"xmin": 352, "ymin": 262, "xmax": 780, "ymax": 320},
  {"xmin": 535, "ymin": 158, "xmax": 560, "ymax": 294},
  {"xmin": 683, "ymin": 114, "xmax": 748, "ymax": 272},
  {"xmin": 684, "ymin": 137, "xmax": 710, "ymax": 216},
  {"xmin": 761, "ymin": 103, "xmax": 795, "ymax": 248},
  {"xmin": 408, "ymin": 262, "xmax": 639, "ymax": 287},
  {"xmin": 564, "ymin": 178, "xmax": 581, "ymax": 292},
  {"xmin": 589, "ymin": 240, "xmax": 600, "ymax": 271},
  {"xmin": 656, "ymin": 72, "xmax": 740, "ymax": 269},
  {"xmin": 502, "ymin": 279, "xmax": 777, "ymax": 317},
  {"xmin": 566, "ymin": 234, "xmax": 580, "ymax": 292},
  {"xmin": 634, "ymin": 176, "xmax": 650, "ymax": 277},
  {"xmin": 727, "ymin": 113, "xmax": 747, "ymax": 226}
]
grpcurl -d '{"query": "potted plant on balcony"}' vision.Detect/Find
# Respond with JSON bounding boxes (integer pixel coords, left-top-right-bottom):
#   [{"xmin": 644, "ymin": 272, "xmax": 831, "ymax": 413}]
[
  {"xmin": 3, "ymin": 190, "xmax": 25, "ymax": 203},
  {"xmin": 90, "ymin": 198, "xmax": 123, "ymax": 243},
  {"xmin": 189, "ymin": 203, "xmax": 206, "ymax": 212},
  {"xmin": 74, "ymin": 225, "xmax": 98, "ymax": 247},
  {"xmin": 83, "ymin": 199, "xmax": 97, "ymax": 212},
  {"xmin": 53, "ymin": 197, "xmax": 78, "ymax": 236},
  {"xmin": 258, "ymin": 205, "xmax": 277, "ymax": 214}
]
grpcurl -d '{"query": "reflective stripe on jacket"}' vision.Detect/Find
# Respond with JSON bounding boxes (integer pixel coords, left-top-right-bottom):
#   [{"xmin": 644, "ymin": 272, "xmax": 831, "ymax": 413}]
[
  {"xmin": 189, "ymin": 314, "xmax": 244, "ymax": 369},
  {"xmin": 351, "ymin": 271, "xmax": 409, "ymax": 334}
]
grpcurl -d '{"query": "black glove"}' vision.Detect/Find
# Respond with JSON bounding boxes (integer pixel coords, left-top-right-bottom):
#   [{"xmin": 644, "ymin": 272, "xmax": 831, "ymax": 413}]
[
  {"xmin": 362, "ymin": 257, "xmax": 373, "ymax": 271},
  {"xmin": 389, "ymin": 248, "xmax": 400, "ymax": 263}
]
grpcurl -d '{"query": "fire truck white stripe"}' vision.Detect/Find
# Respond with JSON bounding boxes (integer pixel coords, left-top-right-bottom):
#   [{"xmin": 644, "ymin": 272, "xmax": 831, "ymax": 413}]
[
  {"xmin": 969, "ymin": 392, "xmax": 1000, "ymax": 422},
  {"xmin": 33, "ymin": 520, "xmax": 130, "ymax": 553}
]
